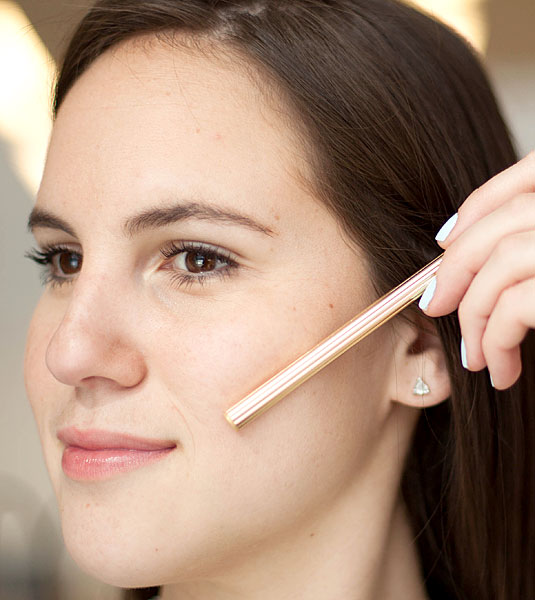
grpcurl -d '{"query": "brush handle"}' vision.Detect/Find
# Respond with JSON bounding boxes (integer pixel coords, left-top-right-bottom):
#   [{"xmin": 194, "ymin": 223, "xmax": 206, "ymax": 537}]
[{"xmin": 225, "ymin": 253, "xmax": 443, "ymax": 429}]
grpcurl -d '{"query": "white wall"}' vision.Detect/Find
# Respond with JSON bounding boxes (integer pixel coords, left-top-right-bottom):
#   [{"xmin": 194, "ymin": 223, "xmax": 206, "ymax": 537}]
[{"xmin": 487, "ymin": 60, "xmax": 535, "ymax": 157}]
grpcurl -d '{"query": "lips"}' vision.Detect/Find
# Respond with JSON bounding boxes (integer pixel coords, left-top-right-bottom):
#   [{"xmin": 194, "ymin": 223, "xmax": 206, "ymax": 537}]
[{"xmin": 57, "ymin": 427, "xmax": 176, "ymax": 481}]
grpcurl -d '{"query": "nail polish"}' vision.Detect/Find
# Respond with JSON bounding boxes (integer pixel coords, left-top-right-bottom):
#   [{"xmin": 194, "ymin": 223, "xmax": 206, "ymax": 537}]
[
  {"xmin": 489, "ymin": 374, "xmax": 495, "ymax": 388},
  {"xmin": 435, "ymin": 213, "xmax": 458, "ymax": 242},
  {"xmin": 460, "ymin": 337, "xmax": 468, "ymax": 369},
  {"xmin": 418, "ymin": 277, "xmax": 437, "ymax": 311}
]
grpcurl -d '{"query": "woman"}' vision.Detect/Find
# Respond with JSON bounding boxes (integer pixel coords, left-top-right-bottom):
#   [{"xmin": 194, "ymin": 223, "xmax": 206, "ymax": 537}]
[{"xmin": 24, "ymin": 1, "xmax": 535, "ymax": 599}]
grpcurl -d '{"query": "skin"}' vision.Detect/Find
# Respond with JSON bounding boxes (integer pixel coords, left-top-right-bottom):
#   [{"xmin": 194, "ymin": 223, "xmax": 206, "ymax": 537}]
[{"xmin": 24, "ymin": 36, "xmax": 534, "ymax": 600}]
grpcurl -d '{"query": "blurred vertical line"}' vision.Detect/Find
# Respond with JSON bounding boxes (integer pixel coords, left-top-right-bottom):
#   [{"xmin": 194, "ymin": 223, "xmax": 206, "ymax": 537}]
[{"xmin": 0, "ymin": 1, "xmax": 55, "ymax": 198}]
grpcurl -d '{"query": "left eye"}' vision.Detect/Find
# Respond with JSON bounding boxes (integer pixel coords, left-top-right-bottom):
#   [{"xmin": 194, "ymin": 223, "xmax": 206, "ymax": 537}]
[
  {"xmin": 161, "ymin": 242, "xmax": 234, "ymax": 272},
  {"xmin": 160, "ymin": 242, "xmax": 238, "ymax": 286},
  {"xmin": 175, "ymin": 249, "xmax": 228, "ymax": 273}
]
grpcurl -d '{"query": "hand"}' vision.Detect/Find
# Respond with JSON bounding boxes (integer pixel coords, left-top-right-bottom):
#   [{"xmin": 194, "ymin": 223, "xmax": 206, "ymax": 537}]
[{"xmin": 419, "ymin": 151, "xmax": 535, "ymax": 389}]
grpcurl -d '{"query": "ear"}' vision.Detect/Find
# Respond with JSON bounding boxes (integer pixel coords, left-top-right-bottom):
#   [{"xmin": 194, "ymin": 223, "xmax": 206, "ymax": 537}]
[{"xmin": 386, "ymin": 314, "xmax": 451, "ymax": 408}]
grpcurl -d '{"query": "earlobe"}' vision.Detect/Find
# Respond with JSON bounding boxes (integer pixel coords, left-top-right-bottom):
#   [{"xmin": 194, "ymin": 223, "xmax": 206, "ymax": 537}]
[{"xmin": 387, "ymin": 315, "xmax": 451, "ymax": 409}]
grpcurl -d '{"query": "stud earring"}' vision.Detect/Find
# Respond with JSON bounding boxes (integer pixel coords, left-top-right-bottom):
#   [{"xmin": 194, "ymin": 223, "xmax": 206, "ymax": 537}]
[{"xmin": 412, "ymin": 376, "xmax": 430, "ymax": 396}]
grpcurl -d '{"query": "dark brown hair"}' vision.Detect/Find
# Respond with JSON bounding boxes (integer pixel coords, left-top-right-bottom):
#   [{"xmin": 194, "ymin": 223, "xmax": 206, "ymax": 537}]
[{"xmin": 53, "ymin": 1, "xmax": 535, "ymax": 599}]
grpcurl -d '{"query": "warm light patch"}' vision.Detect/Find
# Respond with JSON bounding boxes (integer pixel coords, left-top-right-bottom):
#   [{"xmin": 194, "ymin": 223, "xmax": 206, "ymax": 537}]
[
  {"xmin": 0, "ymin": 1, "xmax": 55, "ymax": 196},
  {"xmin": 409, "ymin": 0, "xmax": 489, "ymax": 53}
]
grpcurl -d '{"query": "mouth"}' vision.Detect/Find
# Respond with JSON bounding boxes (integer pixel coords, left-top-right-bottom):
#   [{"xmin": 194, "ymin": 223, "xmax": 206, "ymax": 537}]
[{"xmin": 57, "ymin": 427, "xmax": 177, "ymax": 482}]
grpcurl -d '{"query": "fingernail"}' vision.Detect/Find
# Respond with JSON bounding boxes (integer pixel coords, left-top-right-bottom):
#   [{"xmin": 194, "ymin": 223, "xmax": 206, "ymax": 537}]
[
  {"xmin": 435, "ymin": 213, "xmax": 458, "ymax": 242},
  {"xmin": 489, "ymin": 373, "xmax": 495, "ymax": 388},
  {"xmin": 460, "ymin": 337, "xmax": 468, "ymax": 369},
  {"xmin": 418, "ymin": 277, "xmax": 437, "ymax": 311}
]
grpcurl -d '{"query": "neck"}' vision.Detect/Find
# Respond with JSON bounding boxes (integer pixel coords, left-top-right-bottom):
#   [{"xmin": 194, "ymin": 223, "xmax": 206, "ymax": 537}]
[{"xmin": 161, "ymin": 407, "xmax": 428, "ymax": 600}]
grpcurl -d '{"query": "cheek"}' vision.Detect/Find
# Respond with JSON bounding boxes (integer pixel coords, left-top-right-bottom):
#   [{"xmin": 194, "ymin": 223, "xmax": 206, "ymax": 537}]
[
  {"xmin": 154, "ymin": 261, "xmax": 383, "ymax": 423},
  {"xmin": 150, "ymin": 289, "xmax": 338, "ymax": 424},
  {"xmin": 148, "ymin": 289, "xmax": 388, "ymax": 524},
  {"xmin": 150, "ymin": 339, "xmax": 387, "ymax": 585}
]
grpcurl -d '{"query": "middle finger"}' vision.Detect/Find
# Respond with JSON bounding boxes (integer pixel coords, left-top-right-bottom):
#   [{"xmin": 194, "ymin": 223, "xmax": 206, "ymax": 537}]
[{"xmin": 458, "ymin": 230, "xmax": 535, "ymax": 370}]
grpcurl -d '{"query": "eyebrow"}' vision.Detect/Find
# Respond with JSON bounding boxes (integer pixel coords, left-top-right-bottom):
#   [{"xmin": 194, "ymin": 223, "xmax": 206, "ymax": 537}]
[{"xmin": 27, "ymin": 201, "xmax": 276, "ymax": 238}]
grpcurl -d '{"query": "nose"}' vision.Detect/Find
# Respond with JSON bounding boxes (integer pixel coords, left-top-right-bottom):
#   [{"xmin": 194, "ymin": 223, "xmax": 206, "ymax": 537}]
[{"xmin": 45, "ymin": 276, "xmax": 147, "ymax": 390}]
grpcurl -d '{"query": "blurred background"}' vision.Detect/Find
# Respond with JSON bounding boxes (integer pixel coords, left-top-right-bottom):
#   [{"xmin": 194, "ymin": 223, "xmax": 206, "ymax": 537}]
[{"xmin": 1, "ymin": 0, "xmax": 534, "ymax": 598}]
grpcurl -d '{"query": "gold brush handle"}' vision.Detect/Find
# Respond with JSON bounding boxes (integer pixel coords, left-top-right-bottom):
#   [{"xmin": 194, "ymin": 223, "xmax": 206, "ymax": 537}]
[{"xmin": 225, "ymin": 253, "xmax": 443, "ymax": 430}]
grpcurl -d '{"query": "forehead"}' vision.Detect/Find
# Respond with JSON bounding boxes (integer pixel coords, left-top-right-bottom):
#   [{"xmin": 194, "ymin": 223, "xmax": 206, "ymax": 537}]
[{"xmin": 41, "ymin": 37, "xmax": 315, "ymax": 225}]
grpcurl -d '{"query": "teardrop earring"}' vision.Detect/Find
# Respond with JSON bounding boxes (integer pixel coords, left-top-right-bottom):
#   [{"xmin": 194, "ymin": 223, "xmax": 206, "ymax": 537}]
[{"xmin": 412, "ymin": 376, "xmax": 430, "ymax": 396}]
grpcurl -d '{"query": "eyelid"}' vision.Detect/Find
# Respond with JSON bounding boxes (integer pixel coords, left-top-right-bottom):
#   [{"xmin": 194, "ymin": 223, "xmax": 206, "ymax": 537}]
[
  {"xmin": 26, "ymin": 242, "xmax": 82, "ymax": 262},
  {"xmin": 159, "ymin": 240, "xmax": 237, "ymax": 262}
]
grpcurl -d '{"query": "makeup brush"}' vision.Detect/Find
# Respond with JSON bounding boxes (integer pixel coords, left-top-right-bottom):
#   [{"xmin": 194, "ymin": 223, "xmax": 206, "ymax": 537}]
[{"xmin": 225, "ymin": 253, "xmax": 443, "ymax": 429}]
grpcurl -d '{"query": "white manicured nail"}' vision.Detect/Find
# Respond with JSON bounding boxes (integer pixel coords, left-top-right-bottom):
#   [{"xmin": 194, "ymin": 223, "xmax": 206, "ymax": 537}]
[
  {"xmin": 460, "ymin": 337, "xmax": 468, "ymax": 369},
  {"xmin": 489, "ymin": 373, "xmax": 495, "ymax": 388},
  {"xmin": 435, "ymin": 213, "xmax": 458, "ymax": 242},
  {"xmin": 418, "ymin": 277, "xmax": 437, "ymax": 311}
]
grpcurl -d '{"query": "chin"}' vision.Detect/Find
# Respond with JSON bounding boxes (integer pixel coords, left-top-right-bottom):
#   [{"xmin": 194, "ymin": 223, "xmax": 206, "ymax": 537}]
[
  {"xmin": 57, "ymin": 492, "xmax": 170, "ymax": 588},
  {"xmin": 58, "ymin": 495, "xmax": 229, "ymax": 590},
  {"xmin": 61, "ymin": 520, "xmax": 151, "ymax": 587}
]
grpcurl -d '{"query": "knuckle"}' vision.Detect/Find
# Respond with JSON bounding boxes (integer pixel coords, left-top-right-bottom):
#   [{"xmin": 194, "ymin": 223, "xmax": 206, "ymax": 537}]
[
  {"xmin": 525, "ymin": 149, "xmax": 535, "ymax": 165},
  {"xmin": 495, "ymin": 235, "xmax": 520, "ymax": 261},
  {"xmin": 481, "ymin": 329, "xmax": 496, "ymax": 358},
  {"xmin": 526, "ymin": 278, "xmax": 535, "ymax": 293},
  {"xmin": 481, "ymin": 324, "xmax": 507, "ymax": 359},
  {"xmin": 457, "ymin": 297, "xmax": 471, "ymax": 322},
  {"xmin": 517, "ymin": 277, "xmax": 535, "ymax": 302},
  {"xmin": 497, "ymin": 284, "xmax": 520, "ymax": 310},
  {"xmin": 507, "ymin": 192, "xmax": 533, "ymax": 214}
]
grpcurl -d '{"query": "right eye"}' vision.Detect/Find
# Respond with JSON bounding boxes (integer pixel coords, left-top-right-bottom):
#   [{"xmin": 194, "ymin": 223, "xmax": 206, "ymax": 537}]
[{"xmin": 26, "ymin": 245, "xmax": 83, "ymax": 286}]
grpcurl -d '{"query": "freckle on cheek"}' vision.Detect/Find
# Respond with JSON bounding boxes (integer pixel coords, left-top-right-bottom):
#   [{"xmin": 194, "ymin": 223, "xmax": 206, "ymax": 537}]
[
  {"xmin": 85, "ymin": 504, "xmax": 90, "ymax": 509},
  {"xmin": 329, "ymin": 303, "xmax": 334, "ymax": 309}
]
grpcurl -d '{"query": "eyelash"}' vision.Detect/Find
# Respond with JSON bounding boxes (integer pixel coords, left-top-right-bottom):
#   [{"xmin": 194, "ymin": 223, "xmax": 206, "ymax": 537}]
[
  {"xmin": 26, "ymin": 241, "xmax": 239, "ymax": 290},
  {"xmin": 160, "ymin": 241, "xmax": 239, "ymax": 290},
  {"xmin": 25, "ymin": 244, "xmax": 80, "ymax": 288}
]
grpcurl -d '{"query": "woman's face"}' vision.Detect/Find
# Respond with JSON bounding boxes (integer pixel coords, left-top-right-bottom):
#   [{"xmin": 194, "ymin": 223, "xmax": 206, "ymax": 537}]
[{"xmin": 25, "ymin": 39, "xmax": 401, "ymax": 587}]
